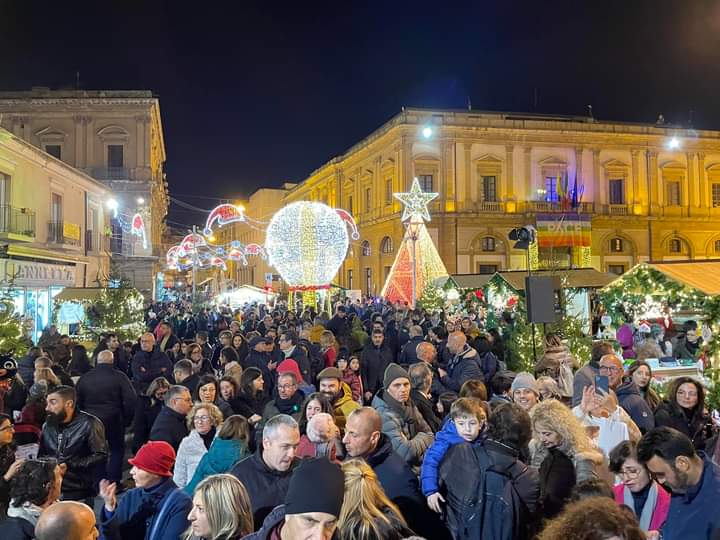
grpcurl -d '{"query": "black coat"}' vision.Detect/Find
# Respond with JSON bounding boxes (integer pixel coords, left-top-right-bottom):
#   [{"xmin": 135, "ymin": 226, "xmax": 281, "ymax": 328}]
[
  {"xmin": 50, "ymin": 364, "xmax": 74, "ymax": 387},
  {"xmin": 132, "ymin": 396, "xmax": 163, "ymax": 454},
  {"xmin": 131, "ymin": 347, "xmax": 173, "ymax": 394},
  {"xmin": 230, "ymin": 449, "xmax": 300, "ymax": 530},
  {"xmin": 398, "ymin": 336, "xmax": 425, "ymax": 367},
  {"xmin": 112, "ymin": 347, "xmax": 131, "ymax": 375},
  {"xmin": 245, "ymin": 349, "xmax": 273, "ymax": 394},
  {"xmin": 0, "ymin": 444, "xmax": 14, "ymax": 510},
  {"xmin": 411, "ymin": 389, "xmax": 442, "ymax": 433},
  {"xmin": 179, "ymin": 373, "xmax": 201, "ymax": 395},
  {"xmin": 38, "ymin": 410, "xmax": 108, "ymax": 500},
  {"xmin": 76, "ymin": 364, "xmax": 137, "ymax": 436},
  {"xmin": 149, "ymin": 405, "xmax": 189, "ymax": 452},
  {"xmin": 326, "ymin": 315, "xmax": 350, "ymax": 339},
  {"xmin": 286, "ymin": 345, "xmax": 311, "ymax": 384},
  {"xmin": 230, "ymin": 391, "xmax": 267, "ymax": 418},
  {"xmin": 360, "ymin": 344, "xmax": 394, "ymax": 397},
  {"xmin": 365, "ymin": 434, "xmax": 451, "ymax": 540},
  {"xmin": 0, "ymin": 516, "xmax": 34, "ymax": 539},
  {"xmin": 538, "ymin": 447, "xmax": 576, "ymax": 519},
  {"xmin": 654, "ymin": 400, "xmax": 711, "ymax": 451}
]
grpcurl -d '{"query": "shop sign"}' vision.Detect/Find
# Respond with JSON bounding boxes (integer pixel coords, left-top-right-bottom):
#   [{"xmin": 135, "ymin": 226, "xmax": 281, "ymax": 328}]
[
  {"xmin": 63, "ymin": 222, "xmax": 81, "ymax": 241},
  {"xmin": 1, "ymin": 259, "xmax": 76, "ymax": 287}
]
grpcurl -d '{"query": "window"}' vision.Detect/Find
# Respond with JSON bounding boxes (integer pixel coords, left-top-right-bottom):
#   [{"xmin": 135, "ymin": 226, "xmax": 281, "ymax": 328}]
[
  {"xmin": 385, "ymin": 179, "xmax": 393, "ymax": 205},
  {"xmin": 45, "ymin": 145, "xmax": 61, "ymax": 160},
  {"xmin": 669, "ymin": 238, "xmax": 682, "ymax": 253},
  {"xmin": 348, "ymin": 196, "xmax": 353, "ymax": 214},
  {"xmin": 365, "ymin": 268, "xmax": 372, "ymax": 294},
  {"xmin": 107, "ymin": 145, "xmax": 124, "ymax": 168},
  {"xmin": 610, "ymin": 238, "xmax": 624, "ymax": 252},
  {"xmin": 481, "ymin": 237, "xmax": 496, "ymax": 252},
  {"xmin": 712, "ymin": 184, "xmax": 720, "ymax": 208},
  {"xmin": 383, "ymin": 265, "xmax": 391, "ymax": 281},
  {"xmin": 609, "ymin": 179, "xmax": 625, "ymax": 205},
  {"xmin": 417, "ymin": 175, "xmax": 433, "ymax": 192},
  {"xmin": 0, "ymin": 173, "xmax": 9, "ymax": 207},
  {"xmin": 347, "ymin": 269, "xmax": 353, "ymax": 289},
  {"xmin": 544, "ymin": 177, "xmax": 559, "ymax": 202},
  {"xmin": 608, "ymin": 264, "xmax": 625, "ymax": 275},
  {"xmin": 714, "ymin": 240, "xmax": 720, "ymax": 254},
  {"xmin": 477, "ymin": 264, "xmax": 498, "ymax": 274},
  {"xmin": 667, "ymin": 181, "xmax": 681, "ymax": 206},
  {"xmin": 482, "ymin": 176, "xmax": 497, "ymax": 202},
  {"xmin": 361, "ymin": 240, "xmax": 371, "ymax": 257},
  {"xmin": 380, "ymin": 236, "xmax": 393, "ymax": 254},
  {"xmin": 365, "ymin": 187, "xmax": 372, "ymax": 211}
]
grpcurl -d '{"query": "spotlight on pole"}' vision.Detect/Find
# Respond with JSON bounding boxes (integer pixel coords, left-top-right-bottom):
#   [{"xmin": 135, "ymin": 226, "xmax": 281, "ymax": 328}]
[
  {"xmin": 668, "ymin": 137, "xmax": 681, "ymax": 149},
  {"xmin": 508, "ymin": 225, "xmax": 537, "ymax": 249},
  {"xmin": 422, "ymin": 126, "xmax": 433, "ymax": 139}
]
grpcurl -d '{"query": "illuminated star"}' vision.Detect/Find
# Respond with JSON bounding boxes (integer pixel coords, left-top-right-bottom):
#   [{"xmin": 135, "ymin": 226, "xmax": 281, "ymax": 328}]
[{"xmin": 394, "ymin": 177, "xmax": 438, "ymax": 222}]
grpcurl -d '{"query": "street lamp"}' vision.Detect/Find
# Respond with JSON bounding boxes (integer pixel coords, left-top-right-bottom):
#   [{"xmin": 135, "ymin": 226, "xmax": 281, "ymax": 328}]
[
  {"xmin": 422, "ymin": 126, "xmax": 433, "ymax": 139},
  {"xmin": 406, "ymin": 219, "xmax": 422, "ymax": 308},
  {"xmin": 136, "ymin": 197, "xmax": 145, "ymax": 204},
  {"xmin": 106, "ymin": 198, "xmax": 118, "ymax": 218},
  {"xmin": 668, "ymin": 137, "xmax": 681, "ymax": 149}
]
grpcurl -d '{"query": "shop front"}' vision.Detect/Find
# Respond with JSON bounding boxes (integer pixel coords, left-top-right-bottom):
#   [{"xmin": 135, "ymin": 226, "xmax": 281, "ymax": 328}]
[{"xmin": 0, "ymin": 259, "xmax": 77, "ymax": 343}]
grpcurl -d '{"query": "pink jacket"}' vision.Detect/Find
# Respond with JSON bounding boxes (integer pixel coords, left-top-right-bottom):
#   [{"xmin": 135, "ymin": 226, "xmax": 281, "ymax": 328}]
[{"xmin": 613, "ymin": 483, "xmax": 670, "ymax": 532}]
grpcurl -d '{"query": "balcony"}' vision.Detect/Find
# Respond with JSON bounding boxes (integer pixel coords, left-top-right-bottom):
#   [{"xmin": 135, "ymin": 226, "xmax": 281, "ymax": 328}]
[
  {"xmin": 0, "ymin": 205, "xmax": 36, "ymax": 240},
  {"xmin": 476, "ymin": 201, "xmax": 503, "ymax": 212},
  {"xmin": 523, "ymin": 201, "xmax": 595, "ymax": 213},
  {"xmin": 47, "ymin": 221, "xmax": 81, "ymax": 247},
  {"xmin": 89, "ymin": 167, "xmax": 130, "ymax": 180},
  {"xmin": 85, "ymin": 230, "xmax": 110, "ymax": 252},
  {"xmin": 607, "ymin": 204, "xmax": 630, "ymax": 216}
]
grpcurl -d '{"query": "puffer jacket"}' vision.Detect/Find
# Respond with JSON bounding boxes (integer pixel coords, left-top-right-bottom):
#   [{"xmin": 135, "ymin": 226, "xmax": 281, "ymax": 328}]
[
  {"xmin": 173, "ymin": 430, "xmax": 209, "ymax": 489},
  {"xmin": 331, "ymin": 382, "xmax": 360, "ymax": 431},
  {"xmin": 38, "ymin": 409, "xmax": 108, "ymax": 500},
  {"xmin": 441, "ymin": 345, "xmax": 483, "ymax": 391},
  {"xmin": 372, "ymin": 390, "xmax": 434, "ymax": 466},
  {"xmin": 421, "ymin": 419, "xmax": 483, "ymax": 496},
  {"xmin": 615, "ymin": 380, "xmax": 655, "ymax": 434},
  {"xmin": 185, "ymin": 437, "xmax": 250, "ymax": 494}
]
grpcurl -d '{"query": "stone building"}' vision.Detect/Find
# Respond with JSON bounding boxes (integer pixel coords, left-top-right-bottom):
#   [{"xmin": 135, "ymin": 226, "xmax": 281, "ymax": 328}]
[
  {"xmin": 0, "ymin": 88, "xmax": 168, "ymax": 297},
  {"xmin": 279, "ymin": 108, "xmax": 720, "ymax": 295}
]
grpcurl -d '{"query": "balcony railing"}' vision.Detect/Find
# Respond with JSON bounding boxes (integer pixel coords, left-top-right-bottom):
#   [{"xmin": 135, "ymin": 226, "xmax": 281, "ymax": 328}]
[
  {"xmin": 476, "ymin": 201, "xmax": 502, "ymax": 212},
  {"xmin": 524, "ymin": 201, "xmax": 595, "ymax": 213},
  {"xmin": 89, "ymin": 167, "xmax": 130, "ymax": 180},
  {"xmin": 0, "ymin": 205, "xmax": 35, "ymax": 237},
  {"xmin": 47, "ymin": 222, "xmax": 81, "ymax": 246},
  {"xmin": 607, "ymin": 204, "xmax": 630, "ymax": 216}
]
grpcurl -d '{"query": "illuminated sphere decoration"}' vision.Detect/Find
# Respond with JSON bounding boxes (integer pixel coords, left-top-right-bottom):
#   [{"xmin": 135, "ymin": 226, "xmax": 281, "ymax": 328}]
[{"xmin": 265, "ymin": 201, "xmax": 359, "ymax": 288}]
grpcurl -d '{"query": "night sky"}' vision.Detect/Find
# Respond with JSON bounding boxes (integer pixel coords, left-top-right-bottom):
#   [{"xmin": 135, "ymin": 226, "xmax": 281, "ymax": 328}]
[{"xmin": 2, "ymin": 1, "xmax": 720, "ymax": 228}]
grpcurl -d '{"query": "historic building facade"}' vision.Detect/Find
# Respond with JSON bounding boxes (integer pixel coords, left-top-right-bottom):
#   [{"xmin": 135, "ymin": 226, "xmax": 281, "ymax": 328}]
[
  {"xmin": 0, "ymin": 88, "xmax": 168, "ymax": 297},
  {"xmin": 0, "ymin": 125, "xmax": 112, "ymax": 340},
  {"xmin": 281, "ymin": 108, "xmax": 720, "ymax": 295}
]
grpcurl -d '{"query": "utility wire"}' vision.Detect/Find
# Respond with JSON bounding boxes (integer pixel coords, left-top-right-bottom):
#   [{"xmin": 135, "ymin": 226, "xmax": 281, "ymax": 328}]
[{"xmin": 169, "ymin": 196, "xmax": 212, "ymax": 213}]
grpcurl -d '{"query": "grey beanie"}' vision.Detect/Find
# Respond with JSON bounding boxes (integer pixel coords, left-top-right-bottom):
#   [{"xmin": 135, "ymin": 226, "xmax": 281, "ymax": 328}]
[
  {"xmin": 511, "ymin": 371, "xmax": 539, "ymax": 396},
  {"xmin": 383, "ymin": 363, "xmax": 410, "ymax": 389}
]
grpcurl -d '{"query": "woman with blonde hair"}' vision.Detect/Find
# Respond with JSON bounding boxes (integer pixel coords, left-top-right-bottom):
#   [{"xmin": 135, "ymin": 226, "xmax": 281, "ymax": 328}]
[
  {"xmin": 338, "ymin": 458, "xmax": 415, "ymax": 540},
  {"xmin": 530, "ymin": 399, "xmax": 605, "ymax": 519},
  {"xmin": 174, "ymin": 402, "xmax": 223, "ymax": 489},
  {"xmin": 185, "ymin": 474, "xmax": 253, "ymax": 540},
  {"xmin": 33, "ymin": 367, "xmax": 60, "ymax": 392}
]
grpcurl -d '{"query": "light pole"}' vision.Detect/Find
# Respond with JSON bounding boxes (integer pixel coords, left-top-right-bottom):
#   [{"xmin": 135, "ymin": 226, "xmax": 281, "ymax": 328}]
[{"xmin": 407, "ymin": 219, "xmax": 421, "ymax": 308}]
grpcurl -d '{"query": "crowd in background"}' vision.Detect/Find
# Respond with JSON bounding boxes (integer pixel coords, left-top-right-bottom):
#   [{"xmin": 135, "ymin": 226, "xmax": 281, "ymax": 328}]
[{"xmin": 0, "ymin": 295, "xmax": 718, "ymax": 539}]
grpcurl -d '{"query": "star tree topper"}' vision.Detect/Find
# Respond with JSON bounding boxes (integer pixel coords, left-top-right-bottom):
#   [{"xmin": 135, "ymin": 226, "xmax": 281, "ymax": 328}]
[{"xmin": 394, "ymin": 177, "xmax": 438, "ymax": 222}]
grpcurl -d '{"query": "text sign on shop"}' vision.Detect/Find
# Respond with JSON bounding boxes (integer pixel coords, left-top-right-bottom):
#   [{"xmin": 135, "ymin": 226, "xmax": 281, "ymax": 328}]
[{"xmin": 1, "ymin": 259, "xmax": 76, "ymax": 287}]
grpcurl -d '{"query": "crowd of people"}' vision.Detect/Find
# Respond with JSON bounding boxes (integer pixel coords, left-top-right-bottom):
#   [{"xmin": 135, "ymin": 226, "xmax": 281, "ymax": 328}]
[{"xmin": 0, "ymin": 296, "xmax": 718, "ymax": 539}]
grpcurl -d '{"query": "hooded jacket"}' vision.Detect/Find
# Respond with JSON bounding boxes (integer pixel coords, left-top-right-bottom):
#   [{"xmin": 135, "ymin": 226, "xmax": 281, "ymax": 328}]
[
  {"xmin": 185, "ymin": 437, "xmax": 250, "ymax": 494},
  {"xmin": 615, "ymin": 380, "xmax": 656, "ymax": 433},
  {"xmin": 330, "ymin": 382, "xmax": 360, "ymax": 431},
  {"xmin": 372, "ymin": 390, "xmax": 434, "ymax": 466}
]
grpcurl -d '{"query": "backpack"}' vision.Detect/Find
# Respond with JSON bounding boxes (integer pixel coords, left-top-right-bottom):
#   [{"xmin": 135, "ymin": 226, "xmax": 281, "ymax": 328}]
[{"xmin": 458, "ymin": 444, "xmax": 530, "ymax": 540}]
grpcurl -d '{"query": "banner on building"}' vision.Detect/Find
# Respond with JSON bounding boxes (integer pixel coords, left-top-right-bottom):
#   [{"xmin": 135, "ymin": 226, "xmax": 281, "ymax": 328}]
[
  {"xmin": 536, "ymin": 213, "xmax": 591, "ymax": 248},
  {"xmin": 63, "ymin": 222, "xmax": 81, "ymax": 241}
]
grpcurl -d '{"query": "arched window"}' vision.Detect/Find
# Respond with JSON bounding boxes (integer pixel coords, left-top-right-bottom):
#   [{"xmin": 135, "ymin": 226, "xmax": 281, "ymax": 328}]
[
  {"xmin": 610, "ymin": 238, "xmax": 624, "ymax": 252},
  {"xmin": 481, "ymin": 237, "xmax": 496, "ymax": 252},
  {"xmin": 361, "ymin": 240, "xmax": 371, "ymax": 257},
  {"xmin": 715, "ymin": 239, "xmax": 720, "ymax": 254},
  {"xmin": 669, "ymin": 238, "xmax": 682, "ymax": 254},
  {"xmin": 380, "ymin": 236, "xmax": 393, "ymax": 254}
]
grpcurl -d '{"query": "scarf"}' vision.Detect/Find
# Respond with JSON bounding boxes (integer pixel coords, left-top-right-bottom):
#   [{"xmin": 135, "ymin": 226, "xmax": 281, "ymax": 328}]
[
  {"xmin": 382, "ymin": 391, "xmax": 419, "ymax": 438},
  {"xmin": 200, "ymin": 427, "xmax": 216, "ymax": 450},
  {"xmin": 275, "ymin": 392, "xmax": 303, "ymax": 415},
  {"xmin": 7, "ymin": 501, "xmax": 43, "ymax": 526},
  {"xmin": 447, "ymin": 344, "xmax": 473, "ymax": 373},
  {"xmin": 623, "ymin": 481, "xmax": 658, "ymax": 531}
]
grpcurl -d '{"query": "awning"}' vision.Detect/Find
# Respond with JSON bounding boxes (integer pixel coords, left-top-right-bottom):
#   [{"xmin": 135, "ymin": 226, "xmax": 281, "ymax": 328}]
[
  {"xmin": 7, "ymin": 244, "xmax": 88, "ymax": 264},
  {"xmin": 450, "ymin": 274, "xmax": 493, "ymax": 289},
  {"xmin": 496, "ymin": 268, "xmax": 616, "ymax": 292},
  {"xmin": 54, "ymin": 287, "xmax": 104, "ymax": 302}
]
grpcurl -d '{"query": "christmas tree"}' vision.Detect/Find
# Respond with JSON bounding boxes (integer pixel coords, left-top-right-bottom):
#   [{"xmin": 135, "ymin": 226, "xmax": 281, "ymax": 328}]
[
  {"xmin": 381, "ymin": 178, "xmax": 449, "ymax": 305},
  {"xmin": 0, "ymin": 291, "xmax": 29, "ymax": 357}
]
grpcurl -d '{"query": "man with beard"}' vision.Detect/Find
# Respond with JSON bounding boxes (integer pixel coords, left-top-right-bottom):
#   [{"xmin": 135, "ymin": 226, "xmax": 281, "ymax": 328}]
[
  {"xmin": 39, "ymin": 386, "xmax": 108, "ymax": 503},
  {"xmin": 316, "ymin": 367, "xmax": 360, "ymax": 431}
]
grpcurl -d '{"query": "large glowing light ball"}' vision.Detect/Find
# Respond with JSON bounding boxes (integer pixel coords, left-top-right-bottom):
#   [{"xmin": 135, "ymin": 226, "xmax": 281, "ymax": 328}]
[{"xmin": 265, "ymin": 202, "xmax": 358, "ymax": 288}]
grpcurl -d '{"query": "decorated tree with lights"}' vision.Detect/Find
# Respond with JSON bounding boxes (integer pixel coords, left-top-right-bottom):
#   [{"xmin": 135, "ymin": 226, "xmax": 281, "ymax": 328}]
[
  {"xmin": 0, "ymin": 289, "xmax": 29, "ymax": 357},
  {"xmin": 417, "ymin": 284, "xmax": 446, "ymax": 312},
  {"xmin": 381, "ymin": 178, "xmax": 449, "ymax": 306}
]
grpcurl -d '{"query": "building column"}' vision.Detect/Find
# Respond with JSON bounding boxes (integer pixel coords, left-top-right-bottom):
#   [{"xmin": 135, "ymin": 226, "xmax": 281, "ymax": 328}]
[
  {"xmin": 444, "ymin": 140, "xmax": 455, "ymax": 211},
  {"xmin": 592, "ymin": 148, "xmax": 603, "ymax": 206},
  {"xmin": 574, "ymin": 146, "xmax": 583, "ymax": 199},
  {"xmin": 523, "ymin": 146, "xmax": 532, "ymax": 203},
  {"xmin": 698, "ymin": 152, "xmax": 708, "ymax": 210},
  {"xmin": 505, "ymin": 144, "xmax": 515, "ymax": 201},
  {"xmin": 648, "ymin": 150, "xmax": 659, "ymax": 212},
  {"xmin": 687, "ymin": 152, "xmax": 698, "ymax": 211},
  {"xmin": 681, "ymin": 153, "xmax": 691, "ymax": 210},
  {"xmin": 86, "ymin": 117, "xmax": 95, "ymax": 167},
  {"xmin": 74, "ymin": 115, "xmax": 85, "ymax": 169},
  {"xmin": 631, "ymin": 149, "xmax": 641, "ymax": 208},
  {"xmin": 463, "ymin": 142, "xmax": 472, "ymax": 205}
]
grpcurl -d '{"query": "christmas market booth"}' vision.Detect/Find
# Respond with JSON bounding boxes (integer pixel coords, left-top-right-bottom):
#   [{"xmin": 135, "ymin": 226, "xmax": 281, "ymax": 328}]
[{"xmin": 53, "ymin": 286, "xmax": 145, "ymax": 342}]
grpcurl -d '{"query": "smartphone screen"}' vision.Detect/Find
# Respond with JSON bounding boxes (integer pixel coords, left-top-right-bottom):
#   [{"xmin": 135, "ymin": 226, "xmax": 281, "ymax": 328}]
[{"xmin": 595, "ymin": 374, "xmax": 609, "ymax": 394}]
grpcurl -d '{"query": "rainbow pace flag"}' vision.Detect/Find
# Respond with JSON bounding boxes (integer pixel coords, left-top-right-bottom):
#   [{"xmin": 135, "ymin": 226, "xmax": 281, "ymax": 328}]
[{"xmin": 536, "ymin": 213, "xmax": 591, "ymax": 248}]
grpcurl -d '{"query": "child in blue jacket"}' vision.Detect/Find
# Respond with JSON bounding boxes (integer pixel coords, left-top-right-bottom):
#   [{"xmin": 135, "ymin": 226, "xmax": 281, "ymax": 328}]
[{"xmin": 420, "ymin": 397, "xmax": 487, "ymax": 513}]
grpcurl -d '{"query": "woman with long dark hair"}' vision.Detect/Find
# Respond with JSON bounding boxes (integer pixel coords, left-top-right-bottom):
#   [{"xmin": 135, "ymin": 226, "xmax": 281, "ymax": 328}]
[
  {"xmin": 229, "ymin": 368, "xmax": 268, "ymax": 433},
  {"xmin": 654, "ymin": 376, "xmax": 712, "ymax": 450},
  {"xmin": 132, "ymin": 377, "xmax": 171, "ymax": 453},
  {"xmin": 627, "ymin": 360, "xmax": 661, "ymax": 412}
]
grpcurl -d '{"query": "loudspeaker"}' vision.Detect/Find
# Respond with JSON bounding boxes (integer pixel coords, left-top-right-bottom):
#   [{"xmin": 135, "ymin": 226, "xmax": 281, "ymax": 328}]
[{"xmin": 525, "ymin": 276, "xmax": 562, "ymax": 323}]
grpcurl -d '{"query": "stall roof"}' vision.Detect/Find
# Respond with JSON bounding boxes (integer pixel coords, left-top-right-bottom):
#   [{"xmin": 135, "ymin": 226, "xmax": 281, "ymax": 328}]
[
  {"xmin": 53, "ymin": 287, "xmax": 104, "ymax": 302},
  {"xmin": 452, "ymin": 268, "xmax": 616, "ymax": 292},
  {"xmin": 450, "ymin": 274, "xmax": 493, "ymax": 289},
  {"xmin": 623, "ymin": 261, "xmax": 720, "ymax": 296}
]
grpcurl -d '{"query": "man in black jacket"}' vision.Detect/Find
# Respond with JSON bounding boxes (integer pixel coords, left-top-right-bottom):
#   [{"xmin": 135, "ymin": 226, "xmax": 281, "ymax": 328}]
[
  {"xmin": 131, "ymin": 333, "xmax": 173, "ymax": 394},
  {"xmin": 210, "ymin": 330, "xmax": 233, "ymax": 371},
  {"xmin": 149, "ymin": 385, "xmax": 192, "ymax": 451},
  {"xmin": 278, "ymin": 331, "xmax": 310, "ymax": 384},
  {"xmin": 39, "ymin": 386, "xmax": 108, "ymax": 503},
  {"xmin": 76, "ymin": 350, "xmax": 137, "ymax": 486},
  {"xmin": 360, "ymin": 330, "xmax": 394, "ymax": 402},
  {"xmin": 325, "ymin": 305, "xmax": 350, "ymax": 344},
  {"xmin": 245, "ymin": 337, "xmax": 273, "ymax": 395},
  {"xmin": 173, "ymin": 359, "xmax": 200, "ymax": 395},
  {"xmin": 398, "ymin": 325, "xmax": 425, "ymax": 367},
  {"xmin": 409, "ymin": 362, "xmax": 442, "ymax": 433},
  {"xmin": 343, "ymin": 407, "xmax": 451, "ymax": 539},
  {"xmin": 231, "ymin": 414, "xmax": 300, "ymax": 530}
]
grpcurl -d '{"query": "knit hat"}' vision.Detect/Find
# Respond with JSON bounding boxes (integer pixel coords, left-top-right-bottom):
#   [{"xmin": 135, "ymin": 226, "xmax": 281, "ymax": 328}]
[
  {"xmin": 29, "ymin": 381, "xmax": 49, "ymax": 400},
  {"xmin": 0, "ymin": 356, "xmax": 17, "ymax": 381},
  {"xmin": 317, "ymin": 366, "xmax": 343, "ymax": 382},
  {"xmin": 248, "ymin": 336, "xmax": 272, "ymax": 349},
  {"xmin": 277, "ymin": 359, "xmax": 303, "ymax": 383},
  {"xmin": 510, "ymin": 372, "xmax": 539, "ymax": 396},
  {"xmin": 285, "ymin": 457, "xmax": 345, "ymax": 517},
  {"xmin": 383, "ymin": 363, "xmax": 410, "ymax": 389},
  {"xmin": 128, "ymin": 441, "xmax": 176, "ymax": 477}
]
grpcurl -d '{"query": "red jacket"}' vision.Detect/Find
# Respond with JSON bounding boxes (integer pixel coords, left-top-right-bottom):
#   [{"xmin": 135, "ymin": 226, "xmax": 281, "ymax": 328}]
[
  {"xmin": 613, "ymin": 482, "xmax": 670, "ymax": 532},
  {"xmin": 342, "ymin": 369, "xmax": 363, "ymax": 402}
]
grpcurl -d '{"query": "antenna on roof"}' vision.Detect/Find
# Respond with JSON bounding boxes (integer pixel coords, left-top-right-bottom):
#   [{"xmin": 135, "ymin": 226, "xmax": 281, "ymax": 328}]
[
  {"xmin": 688, "ymin": 109, "xmax": 694, "ymax": 127},
  {"xmin": 467, "ymin": 96, "xmax": 472, "ymax": 111},
  {"xmin": 587, "ymin": 104, "xmax": 593, "ymax": 119},
  {"xmin": 75, "ymin": 71, "xmax": 81, "ymax": 89}
]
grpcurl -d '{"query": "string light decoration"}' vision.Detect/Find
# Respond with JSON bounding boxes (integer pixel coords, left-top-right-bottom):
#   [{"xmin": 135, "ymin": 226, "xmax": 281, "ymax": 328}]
[
  {"xmin": 203, "ymin": 203, "xmax": 247, "ymax": 235},
  {"xmin": 166, "ymin": 232, "xmax": 266, "ymax": 271},
  {"xmin": 264, "ymin": 201, "xmax": 360, "ymax": 290},
  {"xmin": 381, "ymin": 178, "xmax": 449, "ymax": 304}
]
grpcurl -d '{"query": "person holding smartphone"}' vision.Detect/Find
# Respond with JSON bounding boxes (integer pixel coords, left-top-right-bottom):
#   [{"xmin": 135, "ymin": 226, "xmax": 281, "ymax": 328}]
[{"xmin": 598, "ymin": 354, "xmax": 655, "ymax": 434}]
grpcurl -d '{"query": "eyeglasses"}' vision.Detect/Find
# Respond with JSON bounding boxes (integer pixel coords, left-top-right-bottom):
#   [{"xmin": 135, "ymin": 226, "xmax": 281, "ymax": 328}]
[
  {"xmin": 619, "ymin": 467, "xmax": 642, "ymax": 479},
  {"xmin": 277, "ymin": 384, "xmax": 297, "ymax": 390},
  {"xmin": 194, "ymin": 415, "xmax": 210, "ymax": 422},
  {"xmin": 599, "ymin": 365, "xmax": 622, "ymax": 374}
]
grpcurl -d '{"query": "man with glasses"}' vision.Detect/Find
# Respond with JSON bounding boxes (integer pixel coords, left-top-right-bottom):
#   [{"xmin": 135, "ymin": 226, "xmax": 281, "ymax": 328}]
[
  {"xmin": 599, "ymin": 353, "xmax": 655, "ymax": 433},
  {"xmin": 149, "ymin": 385, "xmax": 192, "ymax": 451},
  {"xmin": 131, "ymin": 333, "xmax": 173, "ymax": 394},
  {"xmin": 259, "ymin": 373, "xmax": 304, "ymax": 435},
  {"xmin": 278, "ymin": 331, "xmax": 310, "ymax": 384}
]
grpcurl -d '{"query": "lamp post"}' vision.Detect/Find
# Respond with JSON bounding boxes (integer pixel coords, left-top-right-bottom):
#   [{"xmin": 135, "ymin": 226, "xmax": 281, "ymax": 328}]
[{"xmin": 407, "ymin": 219, "xmax": 421, "ymax": 308}]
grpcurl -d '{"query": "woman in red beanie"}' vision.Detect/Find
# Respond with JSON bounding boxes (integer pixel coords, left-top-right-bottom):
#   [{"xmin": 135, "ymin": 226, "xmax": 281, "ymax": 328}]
[{"xmin": 99, "ymin": 441, "xmax": 193, "ymax": 540}]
